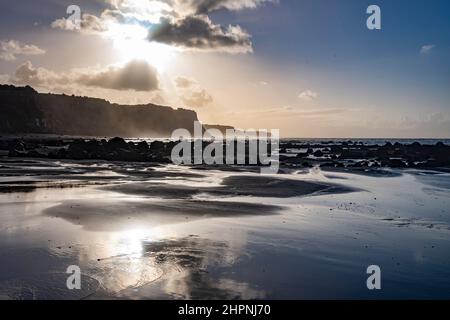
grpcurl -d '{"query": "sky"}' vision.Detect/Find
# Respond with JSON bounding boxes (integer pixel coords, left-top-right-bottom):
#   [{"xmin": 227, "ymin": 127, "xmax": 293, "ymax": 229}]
[{"xmin": 0, "ymin": 0, "xmax": 449, "ymax": 138}]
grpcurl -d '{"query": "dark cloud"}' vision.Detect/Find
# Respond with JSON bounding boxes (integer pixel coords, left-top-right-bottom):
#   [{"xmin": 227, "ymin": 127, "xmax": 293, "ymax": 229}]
[
  {"xmin": 149, "ymin": 15, "xmax": 252, "ymax": 53},
  {"xmin": 189, "ymin": 0, "xmax": 275, "ymax": 14},
  {"xmin": 50, "ymin": 0, "xmax": 272, "ymax": 53},
  {"xmin": 9, "ymin": 60, "xmax": 159, "ymax": 92},
  {"xmin": 78, "ymin": 60, "xmax": 159, "ymax": 91}
]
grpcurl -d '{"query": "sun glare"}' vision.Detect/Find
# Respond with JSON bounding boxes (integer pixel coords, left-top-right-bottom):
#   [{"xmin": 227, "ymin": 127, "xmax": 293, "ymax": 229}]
[{"xmin": 106, "ymin": 22, "xmax": 177, "ymax": 72}]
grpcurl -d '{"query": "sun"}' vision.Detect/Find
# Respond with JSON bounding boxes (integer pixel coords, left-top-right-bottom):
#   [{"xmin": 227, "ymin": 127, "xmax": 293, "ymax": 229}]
[{"xmin": 106, "ymin": 22, "xmax": 177, "ymax": 72}]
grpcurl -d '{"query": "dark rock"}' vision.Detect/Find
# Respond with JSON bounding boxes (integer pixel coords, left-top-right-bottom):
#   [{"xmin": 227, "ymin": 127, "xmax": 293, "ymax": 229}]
[
  {"xmin": 302, "ymin": 161, "xmax": 312, "ymax": 168},
  {"xmin": 320, "ymin": 162, "xmax": 337, "ymax": 168},
  {"xmin": 388, "ymin": 159, "xmax": 407, "ymax": 168},
  {"xmin": 26, "ymin": 150, "xmax": 45, "ymax": 158},
  {"xmin": 136, "ymin": 141, "xmax": 150, "ymax": 153},
  {"xmin": 313, "ymin": 150, "xmax": 324, "ymax": 157},
  {"xmin": 8, "ymin": 149, "xmax": 27, "ymax": 157},
  {"xmin": 151, "ymin": 141, "xmax": 165, "ymax": 151},
  {"xmin": 296, "ymin": 152, "xmax": 309, "ymax": 159},
  {"xmin": 107, "ymin": 137, "xmax": 128, "ymax": 149},
  {"xmin": 8, "ymin": 139, "xmax": 26, "ymax": 152}
]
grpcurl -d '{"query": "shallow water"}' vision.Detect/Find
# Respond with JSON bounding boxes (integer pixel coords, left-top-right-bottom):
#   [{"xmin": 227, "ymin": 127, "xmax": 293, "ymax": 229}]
[{"xmin": 0, "ymin": 159, "xmax": 449, "ymax": 299}]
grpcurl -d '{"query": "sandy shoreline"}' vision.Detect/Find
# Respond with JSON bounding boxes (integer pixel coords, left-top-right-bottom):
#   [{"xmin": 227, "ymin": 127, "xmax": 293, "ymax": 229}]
[{"xmin": 0, "ymin": 157, "xmax": 449, "ymax": 299}]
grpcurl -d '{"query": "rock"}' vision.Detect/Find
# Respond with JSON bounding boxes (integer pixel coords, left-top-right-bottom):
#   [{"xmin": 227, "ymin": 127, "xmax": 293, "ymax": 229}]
[
  {"xmin": 136, "ymin": 141, "xmax": 150, "ymax": 153},
  {"xmin": 370, "ymin": 161, "xmax": 381, "ymax": 168},
  {"xmin": 296, "ymin": 152, "xmax": 309, "ymax": 159},
  {"xmin": 8, "ymin": 139, "xmax": 26, "ymax": 152},
  {"xmin": 302, "ymin": 161, "xmax": 312, "ymax": 168},
  {"xmin": 388, "ymin": 159, "xmax": 407, "ymax": 168},
  {"xmin": 107, "ymin": 137, "xmax": 128, "ymax": 149},
  {"xmin": 320, "ymin": 162, "xmax": 337, "ymax": 168},
  {"xmin": 67, "ymin": 140, "xmax": 90, "ymax": 159},
  {"xmin": 26, "ymin": 150, "xmax": 45, "ymax": 158},
  {"xmin": 151, "ymin": 141, "xmax": 165, "ymax": 151},
  {"xmin": 8, "ymin": 149, "xmax": 27, "ymax": 157},
  {"xmin": 313, "ymin": 150, "xmax": 324, "ymax": 157}
]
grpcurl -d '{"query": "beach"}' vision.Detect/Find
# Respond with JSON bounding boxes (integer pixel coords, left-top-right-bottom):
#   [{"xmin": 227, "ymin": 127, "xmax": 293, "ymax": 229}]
[{"xmin": 0, "ymin": 157, "xmax": 449, "ymax": 299}]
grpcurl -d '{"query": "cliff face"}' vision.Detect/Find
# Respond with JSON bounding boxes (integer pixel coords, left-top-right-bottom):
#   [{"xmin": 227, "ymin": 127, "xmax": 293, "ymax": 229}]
[
  {"xmin": 0, "ymin": 85, "xmax": 198, "ymax": 137},
  {"xmin": 203, "ymin": 124, "xmax": 235, "ymax": 135}
]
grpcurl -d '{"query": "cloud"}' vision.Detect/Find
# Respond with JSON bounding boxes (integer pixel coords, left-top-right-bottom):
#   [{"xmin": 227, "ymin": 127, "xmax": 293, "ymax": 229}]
[
  {"xmin": 420, "ymin": 44, "xmax": 435, "ymax": 55},
  {"xmin": 298, "ymin": 89, "xmax": 318, "ymax": 101},
  {"xmin": 272, "ymin": 106, "xmax": 345, "ymax": 117},
  {"xmin": 9, "ymin": 60, "xmax": 159, "ymax": 92},
  {"xmin": 149, "ymin": 15, "xmax": 253, "ymax": 53},
  {"xmin": 0, "ymin": 74, "xmax": 9, "ymax": 84},
  {"xmin": 106, "ymin": 0, "xmax": 173, "ymax": 23},
  {"xmin": 51, "ymin": 0, "xmax": 276, "ymax": 53},
  {"xmin": 51, "ymin": 13, "xmax": 109, "ymax": 35},
  {"xmin": 77, "ymin": 60, "xmax": 159, "ymax": 91},
  {"xmin": 174, "ymin": 0, "xmax": 276, "ymax": 15},
  {"xmin": 173, "ymin": 75, "xmax": 213, "ymax": 107},
  {"xmin": 10, "ymin": 61, "xmax": 62, "ymax": 87},
  {"xmin": 174, "ymin": 76, "xmax": 196, "ymax": 88},
  {"xmin": 233, "ymin": 106, "xmax": 347, "ymax": 119},
  {"xmin": 182, "ymin": 89, "xmax": 213, "ymax": 108},
  {"xmin": 0, "ymin": 40, "xmax": 46, "ymax": 61}
]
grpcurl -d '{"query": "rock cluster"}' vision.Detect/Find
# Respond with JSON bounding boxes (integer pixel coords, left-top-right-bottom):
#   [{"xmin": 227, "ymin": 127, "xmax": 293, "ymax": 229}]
[
  {"xmin": 2, "ymin": 137, "xmax": 450, "ymax": 169},
  {"xmin": 281, "ymin": 141, "xmax": 450, "ymax": 168}
]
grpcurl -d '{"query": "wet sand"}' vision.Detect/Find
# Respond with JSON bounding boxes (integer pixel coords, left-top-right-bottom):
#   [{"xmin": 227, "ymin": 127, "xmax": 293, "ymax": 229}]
[{"xmin": 0, "ymin": 158, "xmax": 449, "ymax": 299}]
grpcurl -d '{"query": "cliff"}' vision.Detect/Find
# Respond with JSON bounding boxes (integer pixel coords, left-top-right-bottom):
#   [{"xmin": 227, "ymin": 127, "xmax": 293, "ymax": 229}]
[
  {"xmin": 0, "ymin": 85, "xmax": 199, "ymax": 137},
  {"xmin": 203, "ymin": 124, "xmax": 235, "ymax": 135}
]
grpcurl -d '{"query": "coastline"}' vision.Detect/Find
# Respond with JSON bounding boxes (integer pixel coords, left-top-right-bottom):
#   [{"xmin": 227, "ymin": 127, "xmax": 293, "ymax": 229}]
[
  {"xmin": 0, "ymin": 135, "xmax": 449, "ymax": 299},
  {"xmin": 0, "ymin": 156, "xmax": 449, "ymax": 299}
]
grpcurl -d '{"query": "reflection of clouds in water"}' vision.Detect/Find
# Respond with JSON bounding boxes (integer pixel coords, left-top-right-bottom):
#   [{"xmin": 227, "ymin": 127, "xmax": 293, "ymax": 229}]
[
  {"xmin": 114, "ymin": 236, "xmax": 265, "ymax": 299},
  {"xmin": 94, "ymin": 255, "xmax": 164, "ymax": 296},
  {"xmin": 83, "ymin": 228, "xmax": 165, "ymax": 295}
]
